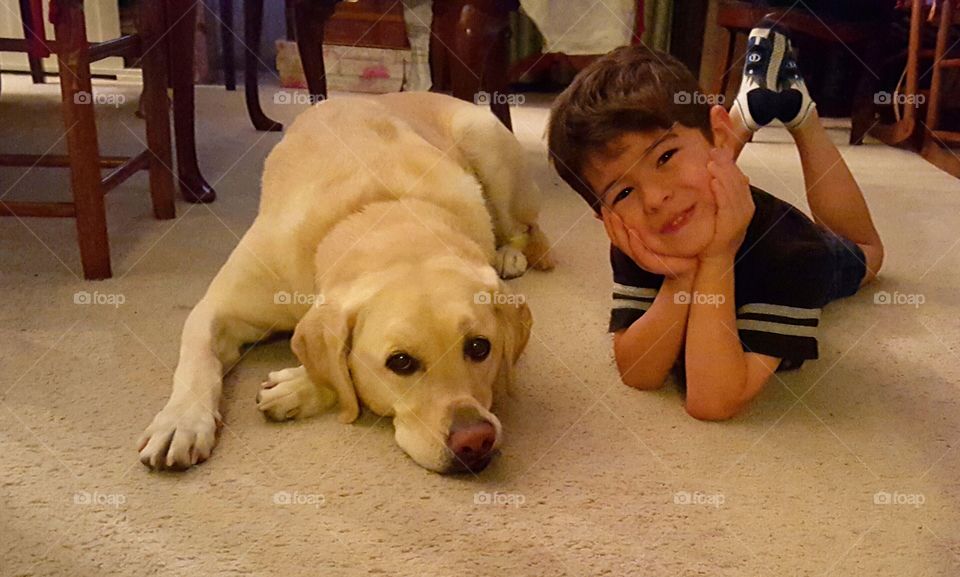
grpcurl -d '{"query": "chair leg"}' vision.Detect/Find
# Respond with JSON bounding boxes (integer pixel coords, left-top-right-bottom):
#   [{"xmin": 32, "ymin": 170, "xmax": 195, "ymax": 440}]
[
  {"xmin": 139, "ymin": 0, "xmax": 176, "ymax": 219},
  {"xmin": 54, "ymin": 0, "xmax": 111, "ymax": 280},
  {"xmin": 244, "ymin": 0, "xmax": 282, "ymax": 131},
  {"xmin": 220, "ymin": 0, "xmax": 236, "ymax": 91},
  {"xmin": 849, "ymin": 35, "xmax": 879, "ymax": 145},
  {"xmin": 924, "ymin": 0, "xmax": 951, "ymax": 134}
]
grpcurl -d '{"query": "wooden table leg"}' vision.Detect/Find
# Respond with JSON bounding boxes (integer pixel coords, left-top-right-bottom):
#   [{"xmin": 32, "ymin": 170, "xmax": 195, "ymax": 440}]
[
  {"xmin": 168, "ymin": 0, "xmax": 216, "ymax": 203},
  {"xmin": 244, "ymin": 0, "xmax": 282, "ymax": 131},
  {"xmin": 53, "ymin": 0, "xmax": 110, "ymax": 279},
  {"xmin": 220, "ymin": 0, "xmax": 236, "ymax": 90},
  {"xmin": 18, "ymin": 0, "xmax": 47, "ymax": 83},
  {"xmin": 444, "ymin": 0, "xmax": 517, "ymax": 130},
  {"xmin": 294, "ymin": 0, "xmax": 339, "ymax": 100}
]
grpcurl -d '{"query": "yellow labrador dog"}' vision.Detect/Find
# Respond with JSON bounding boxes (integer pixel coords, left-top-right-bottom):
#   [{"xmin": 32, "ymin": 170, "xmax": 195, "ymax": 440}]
[{"xmin": 138, "ymin": 92, "xmax": 552, "ymax": 474}]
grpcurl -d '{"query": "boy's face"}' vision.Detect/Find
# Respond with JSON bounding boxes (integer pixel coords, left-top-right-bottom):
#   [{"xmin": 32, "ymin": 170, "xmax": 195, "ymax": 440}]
[{"xmin": 583, "ymin": 122, "xmax": 724, "ymax": 259}]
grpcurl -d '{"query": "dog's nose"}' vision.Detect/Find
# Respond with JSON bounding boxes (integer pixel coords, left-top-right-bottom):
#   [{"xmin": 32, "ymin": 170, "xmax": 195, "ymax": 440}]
[{"xmin": 447, "ymin": 421, "xmax": 497, "ymax": 473}]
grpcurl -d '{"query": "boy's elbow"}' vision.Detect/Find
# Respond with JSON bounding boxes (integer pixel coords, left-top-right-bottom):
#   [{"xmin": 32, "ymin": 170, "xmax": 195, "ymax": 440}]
[
  {"xmin": 684, "ymin": 397, "xmax": 744, "ymax": 421},
  {"xmin": 621, "ymin": 372, "xmax": 668, "ymax": 391},
  {"xmin": 616, "ymin": 359, "xmax": 669, "ymax": 390}
]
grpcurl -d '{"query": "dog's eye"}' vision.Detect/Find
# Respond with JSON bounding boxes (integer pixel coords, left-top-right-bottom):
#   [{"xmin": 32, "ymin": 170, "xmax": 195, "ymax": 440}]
[
  {"xmin": 464, "ymin": 337, "xmax": 491, "ymax": 362},
  {"xmin": 386, "ymin": 352, "xmax": 420, "ymax": 375}
]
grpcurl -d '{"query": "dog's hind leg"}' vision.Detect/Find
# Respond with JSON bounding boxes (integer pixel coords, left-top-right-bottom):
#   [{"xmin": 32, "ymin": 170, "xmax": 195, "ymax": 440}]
[{"xmin": 451, "ymin": 109, "xmax": 554, "ymax": 276}]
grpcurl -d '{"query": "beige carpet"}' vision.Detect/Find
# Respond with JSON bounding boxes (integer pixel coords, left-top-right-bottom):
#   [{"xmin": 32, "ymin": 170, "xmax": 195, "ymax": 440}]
[{"xmin": 2, "ymin": 73, "xmax": 959, "ymax": 576}]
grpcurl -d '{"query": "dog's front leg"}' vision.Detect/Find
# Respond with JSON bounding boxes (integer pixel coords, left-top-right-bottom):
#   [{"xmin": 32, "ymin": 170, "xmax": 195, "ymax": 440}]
[
  {"xmin": 256, "ymin": 365, "xmax": 336, "ymax": 421},
  {"xmin": 137, "ymin": 299, "xmax": 256, "ymax": 470}
]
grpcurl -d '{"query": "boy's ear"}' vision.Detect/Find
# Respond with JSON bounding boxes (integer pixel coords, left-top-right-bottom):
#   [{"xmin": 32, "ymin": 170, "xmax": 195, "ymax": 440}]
[{"xmin": 709, "ymin": 105, "xmax": 738, "ymax": 153}]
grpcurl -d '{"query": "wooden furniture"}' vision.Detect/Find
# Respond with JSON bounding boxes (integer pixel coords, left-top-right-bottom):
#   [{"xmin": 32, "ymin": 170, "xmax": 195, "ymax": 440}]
[
  {"xmin": 166, "ymin": 0, "xmax": 216, "ymax": 203},
  {"xmin": 222, "ymin": 0, "xmax": 518, "ymax": 130},
  {"xmin": 861, "ymin": 0, "xmax": 960, "ymax": 177},
  {"xmin": 712, "ymin": 0, "xmax": 893, "ymax": 145},
  {"xmin": 920, "ymin": 0, "xmax": 960, "ymax": 176},
  {"xmin": 429, "ymin": 0, "xmax": 518, "ymax": 129},
  {"xmin": 864, "ymin": 0, "xmax": 925, "ymax": 147},
  {"xmin": 670, "ymin": 0, "xmax": 710, "ymax": 76},
  {"xmin": 241, "ymin": 0, "xmax": 285, "ymax": 131},
  {"xmin": 508, "ymin": 1, "xmax": 644, "ymax": 89},
  {"xmin": 16, "ymin": 0, "xmax": 47, "ymax": 83},
  {"xmin": 0, "ymin": 0, "xmax": 175, "ymax": 280}
]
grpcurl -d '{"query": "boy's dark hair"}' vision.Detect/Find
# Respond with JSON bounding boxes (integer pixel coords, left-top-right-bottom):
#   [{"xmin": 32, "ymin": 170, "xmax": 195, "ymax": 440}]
[{"xmin": 547, "ymin": 45, "xmax": 713, "ymax": 213}]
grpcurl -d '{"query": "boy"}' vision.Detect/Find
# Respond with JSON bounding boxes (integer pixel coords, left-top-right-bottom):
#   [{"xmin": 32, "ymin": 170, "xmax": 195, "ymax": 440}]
[{"xmin": 547, "ymin": 23, "xmax": 884, "ymax": 420}]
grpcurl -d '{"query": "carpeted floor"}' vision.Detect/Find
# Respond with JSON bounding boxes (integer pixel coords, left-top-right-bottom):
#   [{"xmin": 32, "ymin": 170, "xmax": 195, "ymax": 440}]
[{"xmin": 2, "ymin": 73, "xmax": 959, "ymax": 576}]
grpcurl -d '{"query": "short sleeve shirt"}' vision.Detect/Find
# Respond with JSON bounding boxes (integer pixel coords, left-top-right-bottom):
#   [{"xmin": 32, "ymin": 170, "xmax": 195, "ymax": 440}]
[{"xmin": 609, "ymin": 186, "xmax": 833, "ymax": 370}]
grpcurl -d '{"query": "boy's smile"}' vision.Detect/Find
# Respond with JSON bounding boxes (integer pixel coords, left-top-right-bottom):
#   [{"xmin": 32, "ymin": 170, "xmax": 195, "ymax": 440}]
[{"xmin": 584, "ymin": 123, "xmax": 725, "ymax": 259}]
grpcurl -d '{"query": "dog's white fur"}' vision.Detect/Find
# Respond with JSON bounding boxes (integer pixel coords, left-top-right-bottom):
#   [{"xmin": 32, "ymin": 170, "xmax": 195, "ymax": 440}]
[{"xmin": 137, "ymin": 92, "xmax": 553, "ymax": 472}]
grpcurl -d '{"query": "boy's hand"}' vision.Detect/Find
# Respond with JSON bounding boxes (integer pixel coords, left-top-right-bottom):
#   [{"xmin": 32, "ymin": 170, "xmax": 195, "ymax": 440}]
[
  {"xmin": 601, "ymin": 207, "xmax": 699, "ymax": 280},
  {"xmin": 700, "ymin": 147, "xmax": 754, "ymax": 262}
]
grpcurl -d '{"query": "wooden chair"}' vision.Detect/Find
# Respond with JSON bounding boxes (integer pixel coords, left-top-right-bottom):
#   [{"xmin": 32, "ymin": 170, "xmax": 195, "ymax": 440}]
[
  {"xmin": 712, "ymin": 0, "xmax": 892, "ymax": 145},
  {"xmin": 920, "ymin": 0, "xmax": 960, "ymax": 176},
  {"xmin": 0, "ymin": 0, "xmax": 175, "ymax": 279}
]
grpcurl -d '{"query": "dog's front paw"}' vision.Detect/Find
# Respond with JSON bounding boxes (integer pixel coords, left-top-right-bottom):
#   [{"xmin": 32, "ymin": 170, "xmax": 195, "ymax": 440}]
[
  {"xmin": 137, "ymin": 403, "xmax": 220, "ymax": 470},
  {"xmin": 257, "ymin": 366, "xmax": 334, "ymax": 421},
  {"xmin": 496, "ymin": 246, "xmax": 528, "ymax": 279}
]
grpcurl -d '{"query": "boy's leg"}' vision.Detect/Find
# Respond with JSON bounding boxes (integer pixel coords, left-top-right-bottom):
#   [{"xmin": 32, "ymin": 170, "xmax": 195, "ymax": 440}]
[
  {"xmin": 728, "ymin": 21, "xmax": 787, "ymax": 160},
  {"xmin": 727, "ymin": 21, "xmax": 883, "ymax": 284},
  {"xmin": 774, "ymin": 33, "xmax": 884, "ymax": 285},
  {"xmin": 789, "ymin": 110, "xmax": 884, "ymax": 284},
  {"xmin": 727, "ymin": 106, "xmax": 755, "ymax": 160}
]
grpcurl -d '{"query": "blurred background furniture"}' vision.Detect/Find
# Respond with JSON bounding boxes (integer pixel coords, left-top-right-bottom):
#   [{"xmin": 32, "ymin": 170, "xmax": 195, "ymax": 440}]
[
  {"xmin": 919, "ymin": 0, "xmax": 960, "ymax": 176},
  {"xmin": 430, "ymin": 0, "xmax": 518, "ymax": 129},
  {"xmin": 224, "ymin": 0, "xmax": 519, "ymax": 130},
  {"xmin": 0, "ymin": 0, "xmax": 174, "ymax": 279},
  {"xmin": 165, "ymin": 0, "xmax": 216, "ymax": 203},
  {"xmin": 712, "ymin": 0, "xmax": 896, "ymax": 145},
  {"xmin": 508, "ymin": 0, "xmax": 643, "ymax": 89}
]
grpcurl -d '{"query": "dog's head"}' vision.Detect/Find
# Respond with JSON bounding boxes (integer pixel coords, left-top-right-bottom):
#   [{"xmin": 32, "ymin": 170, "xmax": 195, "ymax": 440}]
[{"xmin": 292, "ymin": 261, "xmax": 531, "ymax": 474}]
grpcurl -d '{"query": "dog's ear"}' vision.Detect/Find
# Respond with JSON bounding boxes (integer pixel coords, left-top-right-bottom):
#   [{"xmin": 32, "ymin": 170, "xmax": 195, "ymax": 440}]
[
  {"xmin": 291, "ymin": 302, "xmax": 359, "ymax": 423},
  {"xmin": 494, "ymin": 287, "xmax": 532, "ymax": 397}
]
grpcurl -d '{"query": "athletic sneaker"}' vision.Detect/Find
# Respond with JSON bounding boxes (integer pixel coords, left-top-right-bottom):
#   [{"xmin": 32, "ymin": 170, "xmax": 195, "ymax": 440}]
[
  {"xmin": 776, "ymin": 37, "xmax": 816, "ymax": 130},
  {"xmin": 732, "ymin": 19, "xmax": 790, "ymax": 131}
]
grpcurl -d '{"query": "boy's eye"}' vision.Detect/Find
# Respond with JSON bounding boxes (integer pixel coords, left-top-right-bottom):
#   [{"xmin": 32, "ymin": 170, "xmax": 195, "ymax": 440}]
[
  {"xmin": 612, "ymin": 187, "xmax": 633, "ymax": 205},
  {"xmin": 656, "ymin": 148, "xmax": 678, "ymax": 167}
]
